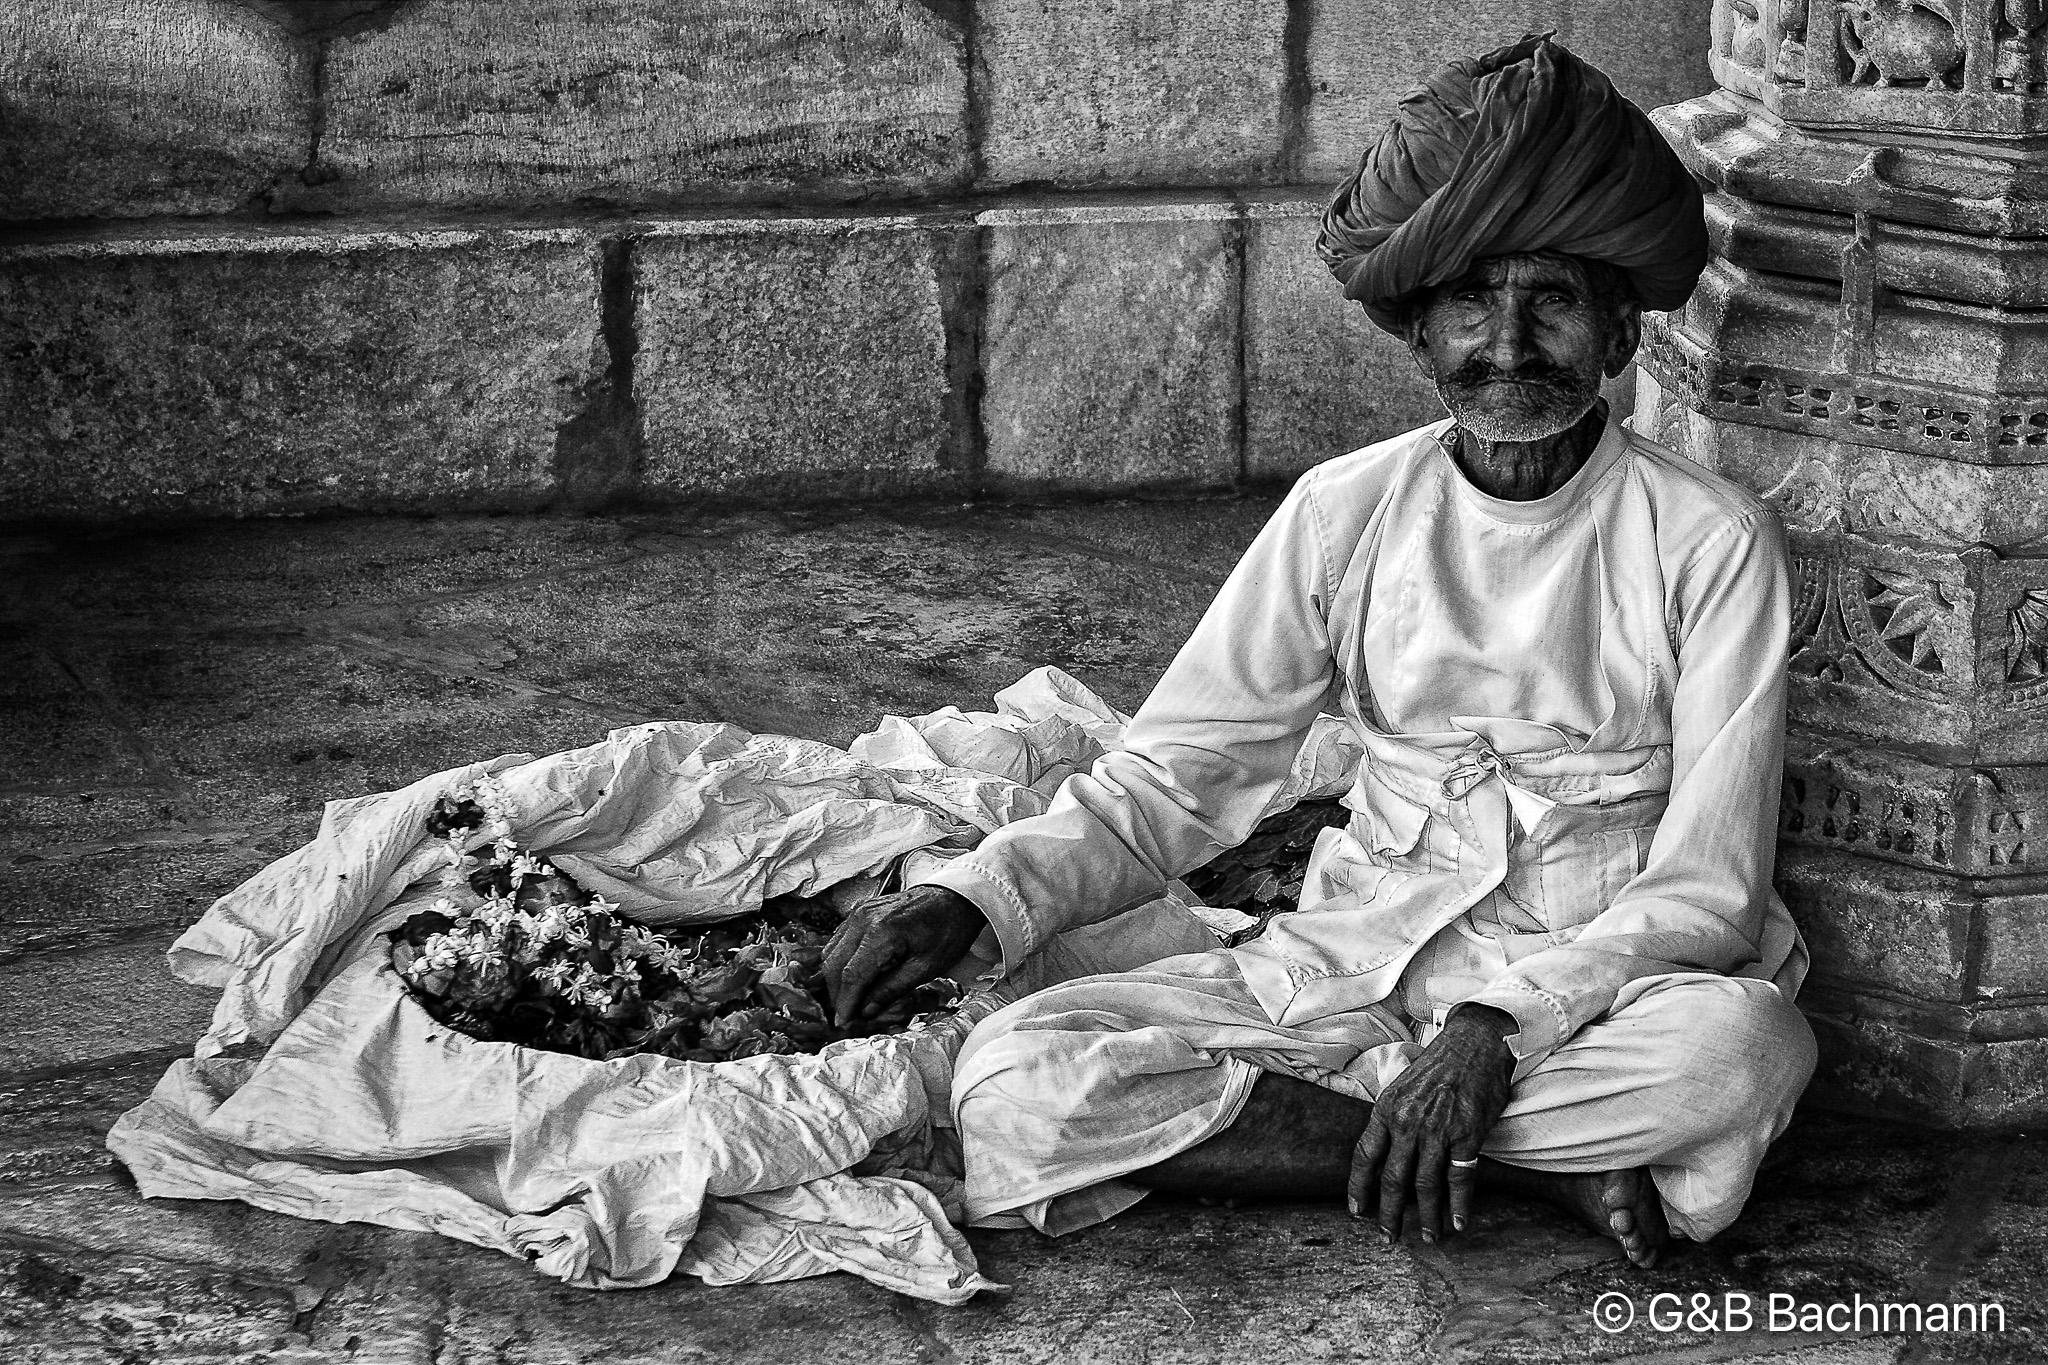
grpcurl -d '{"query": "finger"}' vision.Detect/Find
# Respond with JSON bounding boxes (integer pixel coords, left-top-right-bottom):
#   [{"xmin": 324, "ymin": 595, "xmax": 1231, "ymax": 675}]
[
  {"xmin": 830, "ymin": 933, "xmax": 907, "ymax": 1028},
  {"xmin": 820, "ymin": 914, "xmax": 869, "ymax": 991},
  {"xmin": 861, "ymin": 994, "xmax": 921, "ymax": 1027},
  {"xmin": 1378, "ymin": 1129, "xmax": 1417, "ymax": 1243},
  {"xmin": 820, "ymin": 933, "xmax": 869, "ymax": 1020},
  {"xmin": 855, "ymin": 951, "xmax": 942, "ymax": 1021},
  {"xmin": 1447, "ymin": 1144, "xmax": 1480, "ymax": 1235},
  {"xmin": 1414, "ymin": 1127, "xmax": 1448, "ymax": 1244},
  {"xmin": 1346, "ymin": 1111, "xmax": 1391, "ymax": 1219}
]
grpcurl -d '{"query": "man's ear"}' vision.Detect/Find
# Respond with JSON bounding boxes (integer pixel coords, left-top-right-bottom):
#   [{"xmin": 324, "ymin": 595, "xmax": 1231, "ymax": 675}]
[
  {"xmin": 1403, "ymin": 301, "xmax": 1436, "ymax": 379},
  {"xmin": 1604, "ymin": 302, "xmax": 1643, "ymax": 379}
]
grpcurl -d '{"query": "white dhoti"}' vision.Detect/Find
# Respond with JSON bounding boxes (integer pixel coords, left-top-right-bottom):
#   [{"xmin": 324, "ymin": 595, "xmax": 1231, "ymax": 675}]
[{"xmin": 954, "ymin": 948, "xmax": 1815, "ymax": 1243}]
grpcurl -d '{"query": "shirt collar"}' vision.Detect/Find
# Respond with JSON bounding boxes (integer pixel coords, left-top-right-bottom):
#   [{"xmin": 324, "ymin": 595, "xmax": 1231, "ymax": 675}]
[{"xmin": 1431, "ymin": 405, "xmax": 1630, "ymax": 527}]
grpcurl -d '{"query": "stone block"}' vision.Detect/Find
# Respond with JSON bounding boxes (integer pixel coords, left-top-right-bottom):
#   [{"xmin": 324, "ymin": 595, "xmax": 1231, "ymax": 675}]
[
  {"xmin": 1301, "ymin": 1, "xmax": 1714, "ymax": 183},
  {"xmin": 634, "ymin": 219, "xmax": 963, "ymax": 501},
  {"xmin": 0, "ymin": 0, "xmax": 310, "ymax": 220},
  {"xmin": 1977, "ymin": 892, "xmax": 2048, "ymax": 1001},
  {"xmin": 1804, "ymin": 1008, "xmax": 1975, "ymax": 1125},
  {"xmin": 977, "ymin": 0, "xmax": 1287, "ymax": 187},
  {"xmin": 1776, "ymin": 847, "xmax": 1971, "ymax": 1002},
  {"xmin": 1970, "ymin": 1036, "xmax": 2048, "ymax": 1128},
  {"xmin": 0, "ymin": 229, "xmax": 602, "ymax": 521},
  {"xmin": 1690, "ymin": 419, "xmax": 2048, "ymax": 553},
  {"xmin": 1737, "ymin": 526, "xmax": 2048, "ymax": 767},
  {"xmin": 1561, "ymin": 1, "xmax": 1716, "ymax": 118},
  {"xmin": 299, "ymin": 0, "xmax": 969, "ymax": 212},
  {"xmin": 1657, "ymin": 261, "xmax": 2048, "ymax": 464},
  {"xmin": 1667, "ymin": 93, "xmax": 2048, "ymax": 240},
  {"xmin": 979, "ymin": 204, "xmax": 1240, "ymax": 492},
  {"xmin": 1242, "ymin": 197, "xmax": 1443, "ymax": 482},
  {"xmin": 1779, "ymin": 734, "xmax": 1962, "ymax": 874},
  {"xmin": 1782, "ymin": 736, "xmax": 2048, "ymax": 880},
  {"xmin": 1706, "ymin": 193, "xmax": 2048, "ymax": 312}
]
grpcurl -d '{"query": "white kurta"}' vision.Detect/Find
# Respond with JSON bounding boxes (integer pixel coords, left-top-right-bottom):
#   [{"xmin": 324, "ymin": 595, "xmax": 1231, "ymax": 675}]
[{"xmin": 921, "ymin": 412, "xmax": 1816, "ymax": 1240}]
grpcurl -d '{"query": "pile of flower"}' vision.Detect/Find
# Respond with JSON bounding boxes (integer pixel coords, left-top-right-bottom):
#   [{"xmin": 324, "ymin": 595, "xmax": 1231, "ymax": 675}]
[{"xmin": 388, "ymin": 777, "xmax": 959, "ymax": 1063}]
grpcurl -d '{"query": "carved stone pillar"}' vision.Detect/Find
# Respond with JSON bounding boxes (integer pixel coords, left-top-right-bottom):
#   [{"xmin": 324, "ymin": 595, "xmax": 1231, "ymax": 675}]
[{"xmin": 1640, "ymin": 0, "xmax": 2048, "ymax": 1125}]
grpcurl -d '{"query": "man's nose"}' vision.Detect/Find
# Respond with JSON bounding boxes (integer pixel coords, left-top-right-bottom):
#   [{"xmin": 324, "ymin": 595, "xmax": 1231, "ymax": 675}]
[{"xmin": 1479, "ymin": 300, "xmax": 1537, "ymax": 372}]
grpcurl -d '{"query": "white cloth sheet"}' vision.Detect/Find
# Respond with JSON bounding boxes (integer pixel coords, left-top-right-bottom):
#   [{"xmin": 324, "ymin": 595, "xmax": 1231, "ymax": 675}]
[{"xmin": 109, "ymin": 670, "xmax": 1267, "ymax": 1303}]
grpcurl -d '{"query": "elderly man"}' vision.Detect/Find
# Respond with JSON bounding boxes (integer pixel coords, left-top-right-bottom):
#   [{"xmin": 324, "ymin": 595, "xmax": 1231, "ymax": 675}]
[{"xmin": 824, "ymin": 35, "xmax": 1813, "ymax": 1269}]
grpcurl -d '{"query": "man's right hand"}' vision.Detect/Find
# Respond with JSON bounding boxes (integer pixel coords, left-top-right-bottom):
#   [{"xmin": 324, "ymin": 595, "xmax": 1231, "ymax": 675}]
[{"xmin": 822, "ymin": 885, "xmax": 988, "ymax": 1028}]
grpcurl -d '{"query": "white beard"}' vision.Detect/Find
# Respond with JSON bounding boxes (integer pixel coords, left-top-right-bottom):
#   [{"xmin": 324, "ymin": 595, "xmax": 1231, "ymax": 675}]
[{"xmin": 1438, "ymin": 379, "xmax": 1601, "ymax": 444}]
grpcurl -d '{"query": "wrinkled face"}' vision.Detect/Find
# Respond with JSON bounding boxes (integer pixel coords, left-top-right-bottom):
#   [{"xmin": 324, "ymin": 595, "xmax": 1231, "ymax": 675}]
[{"xmin": 1405, "ymin": 252, "xmax": 1641, "ymax": 443}]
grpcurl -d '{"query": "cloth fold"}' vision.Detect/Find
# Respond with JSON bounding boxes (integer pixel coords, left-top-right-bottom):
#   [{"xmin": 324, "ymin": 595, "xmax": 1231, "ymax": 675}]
[{"xmin": 109, "ymin": 668, "xmax": 1229, "ymax": 1304}]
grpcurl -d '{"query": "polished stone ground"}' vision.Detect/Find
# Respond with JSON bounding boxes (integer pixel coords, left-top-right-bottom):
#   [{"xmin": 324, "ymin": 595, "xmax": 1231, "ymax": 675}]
[{"xmin": 1, "ymin": 502, "xmax": 2041, "ymax": 1364}]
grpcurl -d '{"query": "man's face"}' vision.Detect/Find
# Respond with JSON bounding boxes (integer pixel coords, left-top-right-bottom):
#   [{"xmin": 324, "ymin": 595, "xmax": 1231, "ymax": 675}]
[{"xmin": 1405, "ymin": 253, "xmax": 1641, "ymax": 443}]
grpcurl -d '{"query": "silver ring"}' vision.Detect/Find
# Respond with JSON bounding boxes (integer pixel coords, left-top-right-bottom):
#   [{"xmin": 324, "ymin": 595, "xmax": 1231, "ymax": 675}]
[{"xmin": 1448, "ymin": 1158, "xmax": 1480, "ymax": 1169}]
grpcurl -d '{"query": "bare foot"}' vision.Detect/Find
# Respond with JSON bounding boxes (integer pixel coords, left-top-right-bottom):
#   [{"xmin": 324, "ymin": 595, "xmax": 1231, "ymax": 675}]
[
  {"xmin": 1481, "ymin": 1160, "xmax": 1669, "ymax": 1268},
  {"xmin": 1550, "ymin": 1168, "xmax": 1668, "ymax": 1268}
]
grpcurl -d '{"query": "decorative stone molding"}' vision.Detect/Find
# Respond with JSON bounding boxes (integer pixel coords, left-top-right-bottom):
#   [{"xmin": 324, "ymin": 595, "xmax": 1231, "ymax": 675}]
[
  {"xmin": 1713, "ymin": 0, "xmax": 2048, "ymax": 136},
  {"xmin": 1648, "ymin": 0, "xmax": 2048, "ymax": 1124}
]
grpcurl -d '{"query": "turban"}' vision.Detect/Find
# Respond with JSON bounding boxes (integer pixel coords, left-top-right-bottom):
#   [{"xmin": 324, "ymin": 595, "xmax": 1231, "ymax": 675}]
[{"xmin": 1318, "ymin": 35, "xmax": 1708, "ymax": 335}]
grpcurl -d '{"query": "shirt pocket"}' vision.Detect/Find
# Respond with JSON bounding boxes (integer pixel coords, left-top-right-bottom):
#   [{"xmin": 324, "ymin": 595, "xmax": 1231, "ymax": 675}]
[
  {"xmin": 1532, "ymin": 810, "xmax": 1660, "ymax": 929},
  {"xmin": 1347, "ymin": 762, "xmax": 1436, "ymax": 869},
  {"xmin": 1296, "ymin": 825, "xmax": 1394, "ymax": 917}
]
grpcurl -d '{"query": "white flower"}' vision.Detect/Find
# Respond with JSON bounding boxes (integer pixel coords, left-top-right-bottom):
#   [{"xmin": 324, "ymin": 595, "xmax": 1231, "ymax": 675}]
[
  {"xmin": 565, "ymin": 964, "xmax": 608, "ymax": 1007},
  {"xmin": 534, "ymin": 959, "xmax": 576, "ymax": 991},
  {"xmin": 474, "ymin": 896, "xmax": 517, "ymax": 931},
  {"xmin": 417, "ymin": 933, "xmax": 462, "ymax": 972},
  {"xmin": 639, "ymin": 935, "xmax": 690, "ymax": 972},
  {"xmin": 510, "ymin": 853, "xmax": 552, "ymax": 882},
  {"xmin": 471, "ymin": 775, "xmax": 519, "ymax": 825},
  {"xmin": 613, "ymin": 923, "xmax": 660, "ymax": 959},
  {"xmin": 609, "ymin": 958, "xmax": 642, "ymax": 988},
  {"xmin": 491, "ymin": 837, "xmax": 518, "ymax": 865}
]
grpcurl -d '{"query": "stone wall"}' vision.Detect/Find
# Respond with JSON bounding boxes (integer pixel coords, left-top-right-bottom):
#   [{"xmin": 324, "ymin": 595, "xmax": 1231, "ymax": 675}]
[{"xmin": 0, "ymin": 0, "xmax": 1710, "ymax": 522}]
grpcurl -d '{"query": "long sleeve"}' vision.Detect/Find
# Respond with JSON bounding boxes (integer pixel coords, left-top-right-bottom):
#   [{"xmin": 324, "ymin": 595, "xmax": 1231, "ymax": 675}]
[
  {"xmin": 1463, "ymin": 506, "xmax": 1793, "ymax": 1066},
  {"xmin": 914, "ymin": 477, "xmax": 1345, "ymax": 972}
]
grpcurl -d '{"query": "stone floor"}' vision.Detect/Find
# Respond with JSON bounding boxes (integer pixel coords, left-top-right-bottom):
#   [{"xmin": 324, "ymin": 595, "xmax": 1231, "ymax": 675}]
[{"xmin": 2, "ymin": 500, "xmax": 2043, "ymax": 1365}]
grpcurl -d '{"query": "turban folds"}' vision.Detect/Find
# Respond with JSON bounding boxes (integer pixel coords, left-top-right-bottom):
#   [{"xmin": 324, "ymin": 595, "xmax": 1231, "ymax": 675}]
[{"xmin": 1318, "ymin": 35, "xmax": 1708, "ymax": 334}]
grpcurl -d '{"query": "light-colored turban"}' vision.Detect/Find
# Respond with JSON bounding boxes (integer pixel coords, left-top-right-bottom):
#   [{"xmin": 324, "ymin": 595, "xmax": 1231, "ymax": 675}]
[{"xmin": 1318, "ymin": 35, "xmax": 1708, "ymax": 334}]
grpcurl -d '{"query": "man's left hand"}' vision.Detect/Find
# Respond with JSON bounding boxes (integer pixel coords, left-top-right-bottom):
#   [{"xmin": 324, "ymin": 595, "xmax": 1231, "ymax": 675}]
[{"xmin": 1347, "ymin": 1004, "xmax": 1517, "ymax": 1244}]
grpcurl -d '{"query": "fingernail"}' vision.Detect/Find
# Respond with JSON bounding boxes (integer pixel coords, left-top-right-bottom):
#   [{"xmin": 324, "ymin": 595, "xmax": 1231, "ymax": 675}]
[
  {"xmin": 1347, "ymin": 1198, "xmax": 1360, "ymax": 1217},
  {"xmin": 1452, "ymin": 1216, "xmax": 1465, "ymax": 1232},
  {"xmin": 1383, "ymin": 1228, "xmax": 1397, "ymax": 1245},
  {"xmin": 1421, "ymin": 1231, "xmax": 1435, "ymax": 1244}
]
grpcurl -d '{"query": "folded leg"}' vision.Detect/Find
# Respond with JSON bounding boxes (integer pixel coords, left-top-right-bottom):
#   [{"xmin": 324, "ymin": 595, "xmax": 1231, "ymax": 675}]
[
  {"xmin": 952, "ymin": 947, "xmax": 1413, "ymax": 1232},
  {"xmin": 1481, "ymin": 972, "xmax": 1816, "ymax": 1240}
]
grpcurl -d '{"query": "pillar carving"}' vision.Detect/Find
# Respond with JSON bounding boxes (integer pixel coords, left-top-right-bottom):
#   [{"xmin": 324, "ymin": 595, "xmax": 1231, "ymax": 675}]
[{"xmin": 1640, "ymin": 0, "xmax": 2048, "ymax": 1125}]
